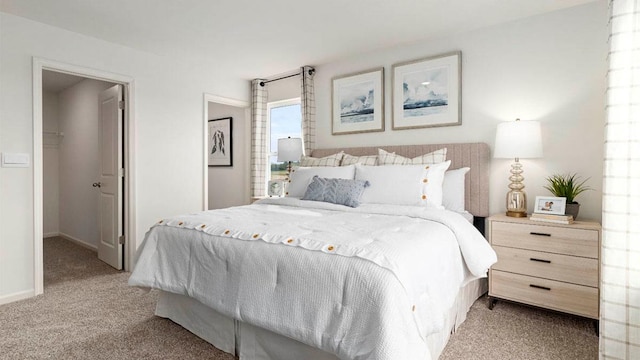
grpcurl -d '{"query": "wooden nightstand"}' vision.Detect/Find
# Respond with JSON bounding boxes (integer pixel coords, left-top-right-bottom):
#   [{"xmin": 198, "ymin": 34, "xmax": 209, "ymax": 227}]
[{"xmin": 487, "ymin": 214, "xmax": 601, "ymax": 322}]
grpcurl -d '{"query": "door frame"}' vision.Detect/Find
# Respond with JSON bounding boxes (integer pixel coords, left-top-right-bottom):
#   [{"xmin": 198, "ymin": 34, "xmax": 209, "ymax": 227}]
[
  {"xmin": 202, "ymin": 93, "xmax": 250, "ymax": 210},
  {"xmin": 32, "ymin": 57, "xmax": 136, "ymax": 295}
]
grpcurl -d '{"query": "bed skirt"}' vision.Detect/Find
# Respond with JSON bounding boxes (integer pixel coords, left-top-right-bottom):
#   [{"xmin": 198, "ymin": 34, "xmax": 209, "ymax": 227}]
[{"xmin": 155, "ymin": 278, "xmax": 487, "ymax": 360}]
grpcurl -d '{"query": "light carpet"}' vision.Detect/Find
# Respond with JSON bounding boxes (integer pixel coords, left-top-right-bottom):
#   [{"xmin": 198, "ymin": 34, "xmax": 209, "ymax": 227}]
[{"xmin": 0, "ymin": 237, "xmax": 597, "ymax": 359}]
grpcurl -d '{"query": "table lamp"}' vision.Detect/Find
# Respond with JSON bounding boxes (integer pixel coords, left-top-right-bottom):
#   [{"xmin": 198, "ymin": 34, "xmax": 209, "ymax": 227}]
[
  {"xmin": 277, "ymin": 137, "xmax": 303, "ymax": 178},
  {"xmin": 494, "ymin": 118, "xmax": 543, "ymax": 217}
]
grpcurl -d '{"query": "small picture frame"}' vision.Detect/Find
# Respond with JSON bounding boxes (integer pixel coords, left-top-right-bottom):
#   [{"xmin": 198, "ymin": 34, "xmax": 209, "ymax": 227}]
[
  {"xmin": 534, "ymin": 196, "xmax": 567, "ymax": 215},
  {"xmin": 268, "ymin": 180, "xmax": 284, "ymax": 197},
  {"xmin": 208, "ymin": 117, "xmax": 232, "ymax": 167}
]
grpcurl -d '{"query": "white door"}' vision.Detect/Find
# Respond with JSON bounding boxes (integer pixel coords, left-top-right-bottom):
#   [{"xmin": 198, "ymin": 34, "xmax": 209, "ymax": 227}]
[{"xmin": 96, "ymin": 84, "xmax": 123, "ymax": 269}]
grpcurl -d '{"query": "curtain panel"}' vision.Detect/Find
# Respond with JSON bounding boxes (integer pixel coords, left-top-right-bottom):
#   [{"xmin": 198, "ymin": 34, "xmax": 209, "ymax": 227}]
[
  {"xmin": 301, "ymin": 66, "xmax": 316, "ymax": 156},
  {"xmin": 251, "ymin": 79, "xmax": 268, "ymax": 198},
  {"xmin": 601, "ymin": 0, "xmax": 640, "ymax": 358}
]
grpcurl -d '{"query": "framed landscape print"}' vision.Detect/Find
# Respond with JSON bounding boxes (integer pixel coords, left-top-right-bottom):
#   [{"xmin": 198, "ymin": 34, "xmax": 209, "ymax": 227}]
[
  {"xmin": 208, "ymin": 117, "xmax": 232, "ymax": 167},
  {"xmin": 392, "ymin": 51, "xmax": 461, "ymax": 130},
  {"xmin": 332, "ymin": 68, "xmax": 384, "ymax": 135}
]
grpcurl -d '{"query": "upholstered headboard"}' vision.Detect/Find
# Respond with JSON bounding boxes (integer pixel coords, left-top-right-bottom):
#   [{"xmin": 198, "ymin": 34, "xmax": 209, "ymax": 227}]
[{"xmin": 311, "ymin": 142, "xmax": 490, "ymax": 218}]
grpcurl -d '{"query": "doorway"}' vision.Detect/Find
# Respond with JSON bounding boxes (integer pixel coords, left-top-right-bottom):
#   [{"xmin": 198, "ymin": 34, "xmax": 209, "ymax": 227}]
[
  {"xmin": 203, "ymin": 94, "xmax": 250, "ymax": 210},
  {"xmin": 33, "ymin": 58, "xmax": 136, "ymax": 296},
  {"xmin": 42, "ymin": 70, "xmax": 120, "ymax": 264}
]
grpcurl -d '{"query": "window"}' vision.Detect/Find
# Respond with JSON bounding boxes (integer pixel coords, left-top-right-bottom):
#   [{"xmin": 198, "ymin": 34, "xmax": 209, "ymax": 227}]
[{"xmin": 267, "ymin": 98, "xmax": 302, "ymax": 181}]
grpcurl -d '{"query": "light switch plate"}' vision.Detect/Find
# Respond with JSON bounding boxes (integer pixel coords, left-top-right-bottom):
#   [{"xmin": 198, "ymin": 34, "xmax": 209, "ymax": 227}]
[{"xmin": 1, "ymin": 153, "xmax": 30, "ymax": 167}]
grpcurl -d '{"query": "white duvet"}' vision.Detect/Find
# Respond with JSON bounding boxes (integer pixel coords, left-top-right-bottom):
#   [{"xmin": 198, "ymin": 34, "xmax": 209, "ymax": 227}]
[{"xmin": 129, "ymin": 198, "xmax": 496, "ymax": 360}]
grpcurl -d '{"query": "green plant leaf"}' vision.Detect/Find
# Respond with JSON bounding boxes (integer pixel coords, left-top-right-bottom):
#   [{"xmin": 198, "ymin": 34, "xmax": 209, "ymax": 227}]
[{"xmin": 544, "ymin": 173, "xmax": 592, "ymax": 203}]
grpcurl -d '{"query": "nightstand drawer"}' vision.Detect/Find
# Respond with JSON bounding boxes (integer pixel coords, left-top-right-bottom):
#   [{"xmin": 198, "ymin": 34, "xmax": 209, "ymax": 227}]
[
  {"xmin": 492, "ymin": 246, "xmax": 598, "ymax": 287},
  {"xmin": 490, "ymin": 270, "xmax": 599, "ymax": 319},
  {"xmin": 491, "ymin": 221, "xmax": 598, "ymax": 258}
]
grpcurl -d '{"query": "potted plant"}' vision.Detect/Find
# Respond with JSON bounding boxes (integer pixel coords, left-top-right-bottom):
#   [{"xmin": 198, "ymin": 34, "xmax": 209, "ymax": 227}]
[{"xmin": 544, "ymin": 173, "xmax": 592, "ymax": 220}]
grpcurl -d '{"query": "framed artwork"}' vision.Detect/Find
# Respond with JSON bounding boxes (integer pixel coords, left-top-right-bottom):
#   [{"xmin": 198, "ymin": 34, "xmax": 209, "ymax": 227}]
[
  {"xmin": 332, "ymin": 68, "xmax": 384, "ymax": 135},
  {"xmin": 392, "ymin": 51, "xmax": 461, "ymax": 130},
  {"xmin": 208, "ymin": 117, "xmax": 232, "ymax": 167},
  {"xmin": 534, "ymin": 196, "xmax": 567, "ymax": 215}
]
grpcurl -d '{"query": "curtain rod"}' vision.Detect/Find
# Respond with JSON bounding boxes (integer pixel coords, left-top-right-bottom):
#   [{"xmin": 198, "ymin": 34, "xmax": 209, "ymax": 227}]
[{"xmin": 259, "ymin": 68, "xmax": 315, "ymax": 87}]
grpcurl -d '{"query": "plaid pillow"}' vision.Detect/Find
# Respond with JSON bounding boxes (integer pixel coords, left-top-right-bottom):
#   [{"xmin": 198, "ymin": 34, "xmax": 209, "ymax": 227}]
[
  {"xmin": 299, "ymin": 151, "xmax": 344, "ymax": 167},
  {"xmin": 377, "ymin": 148, "xmax": 447, "ymax": 165},
  {"xmin": 341, "ymin": 153, "xmax": 378, "ymax": 166}
]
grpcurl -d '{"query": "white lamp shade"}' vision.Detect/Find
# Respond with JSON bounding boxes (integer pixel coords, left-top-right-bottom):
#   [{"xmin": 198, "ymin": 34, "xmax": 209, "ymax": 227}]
[
  {"xmin": 277, "ymin": 137, "xmax": 303, "ymax": 162},
  {"xmin": 494, "ymin": 120, "xmax": 543, "ymax": 159}
]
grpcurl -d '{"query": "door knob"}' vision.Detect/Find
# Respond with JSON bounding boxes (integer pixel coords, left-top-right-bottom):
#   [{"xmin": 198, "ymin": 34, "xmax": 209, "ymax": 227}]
[{"xmin": 92, "ymin": 182, "xmax": 102, "ymax": 188}]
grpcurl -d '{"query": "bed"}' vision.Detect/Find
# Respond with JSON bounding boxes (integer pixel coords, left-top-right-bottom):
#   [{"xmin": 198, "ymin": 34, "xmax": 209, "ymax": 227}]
[{"xmin": 129, "ymin": 142, "xmax": 496, "ymax": 360}]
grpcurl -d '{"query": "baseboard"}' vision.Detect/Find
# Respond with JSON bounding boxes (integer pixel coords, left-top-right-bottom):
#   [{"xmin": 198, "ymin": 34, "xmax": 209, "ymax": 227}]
[
  {"xmin": 43, "ymin": 231, "xmax": 59, "ymax": 238},
  {"xmin": 58, "ymin": 232, "xmax": 97, "ymax": 252},
  {"xmin": 0, "ymin": 289, "xmax": 35, "ymax": 305}
]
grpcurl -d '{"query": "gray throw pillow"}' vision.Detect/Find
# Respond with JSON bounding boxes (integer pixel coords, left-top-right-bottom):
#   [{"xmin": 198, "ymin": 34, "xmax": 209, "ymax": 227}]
[{"xmin": 302, "ymin": 176, "xmax": 370, "ymax": 208}]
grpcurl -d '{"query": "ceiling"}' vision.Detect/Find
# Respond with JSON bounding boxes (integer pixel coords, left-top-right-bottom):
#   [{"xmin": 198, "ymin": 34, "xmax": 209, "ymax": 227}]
[
  {"xmin": 42, "ymin": 70, "xmax": 86, "ymax": 93},
  {"xmin": 1, "ymin": 0, "xmax": 595, "ymax": 80}
]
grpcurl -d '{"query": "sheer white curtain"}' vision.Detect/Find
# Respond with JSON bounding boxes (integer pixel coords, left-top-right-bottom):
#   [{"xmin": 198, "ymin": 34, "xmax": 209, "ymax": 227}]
[
  {"xmin": 600, "ymin": 0, "xmax": 640, "ymax": 358},
  {"xmin": 251, "ymin": 79, "xmax": 268, "ymax": 198},
  {"xmin": 301, "ymin": 66, "xmax": 316, "ymax": 156}
]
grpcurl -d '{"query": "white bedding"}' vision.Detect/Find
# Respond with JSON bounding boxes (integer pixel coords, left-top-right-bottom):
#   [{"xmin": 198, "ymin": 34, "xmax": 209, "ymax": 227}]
[{"xmin": 129, "ymin": 198, "xmax": 496, "ymax": 360}]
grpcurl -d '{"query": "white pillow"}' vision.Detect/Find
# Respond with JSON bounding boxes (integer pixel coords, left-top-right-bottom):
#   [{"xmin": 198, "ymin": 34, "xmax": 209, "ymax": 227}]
[
  {"xmin": 286, "ymin": 165, "xmax": 355, "ymax": 197},
  {"xmin": 341, "ymin": 153, "xmax": 378, "ymax": 166},
  {"xmin": 299, "ymin": 152, "xmax": 344, "ymax": 167},
  {"xmin": 378, "ymin": 148, "xmax": 447, "ymax": 165},
  {"xmin": 355, "ymin": 161, "xmax": 451, "ymax": 208},
  {"xmin": 442, "ymin": 167, "xmax": 470, "ymax": 212},
  {"xmin": 421, "ymin": 161, "xmax": 451, "ymax": 208}
]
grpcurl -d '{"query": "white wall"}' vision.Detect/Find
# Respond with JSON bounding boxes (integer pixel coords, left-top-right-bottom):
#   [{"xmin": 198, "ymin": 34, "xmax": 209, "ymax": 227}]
[
  {"xmin": 58, "ymin": 78, "xmax": 115, "ymax": 248},
  {"xmin": 267, "ymin": 75, "xmax": 300, "ymax": 103},
  {"xmin": 314, "ymin": 2, "xmax": 607, "ymax": 221},
  {"xmin": 42, "ymin": 91, "xmax": 60, "ymax": 237},
  {"xmin": 208, "ymin": 102, "xmax": 250, "ymax": 209},
  {"xmin": 0, "ymin": 12, "xmax": 249, "ymax": 302}
]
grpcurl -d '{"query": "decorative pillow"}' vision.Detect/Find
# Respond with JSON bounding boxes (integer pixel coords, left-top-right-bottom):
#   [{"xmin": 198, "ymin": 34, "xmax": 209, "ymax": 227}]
[
  {"xmin": 286, "ymin": 165, "xmax": 355, "ymax": 197},
  {"xmin": 377, "ymin": 148, "xmax": 447, "ymax": 165},
  {"xmin": 341, "ymin": 153, "xmax": 378, "ymax": 166},
  {"xmin": 299, "ymin": 152, "xmax": 344, "ymax": 167},
  {"xmin": 442, "ymin": 167, "xmax": 470, "ymax": 212},
  {"xmin": 355, "ymin": 161, "xmax": 451, "ymax": 208},
  {"xmin": 420, "ymin": 161, "xmax": 451, "ymax": 208},
  {"xmin": 302, "ymin": 176, "xmax": 370, "ymax": 207}
]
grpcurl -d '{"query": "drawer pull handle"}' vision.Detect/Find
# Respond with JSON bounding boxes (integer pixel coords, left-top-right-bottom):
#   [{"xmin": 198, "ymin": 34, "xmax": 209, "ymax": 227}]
[
  {"xmin": 529, "ymin": 284, "xmax": 551, "ymax": 291},
  {"xmin": 530, "ymin": 258, "xmax": 551, "ymax": 264},
  {"xmin": 530, "ymin": 232, "xmax": 551, "ymax": 237}
]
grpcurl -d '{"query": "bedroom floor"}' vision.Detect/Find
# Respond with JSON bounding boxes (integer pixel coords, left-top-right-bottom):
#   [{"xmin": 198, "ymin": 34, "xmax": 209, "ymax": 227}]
[
  {"xmin": 0, "ymin": 237, "xmax": 598, "ymax": 360},
  {"xmin": 440, "ymin": 295, "xmax": 598, "ymax": 360}
]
